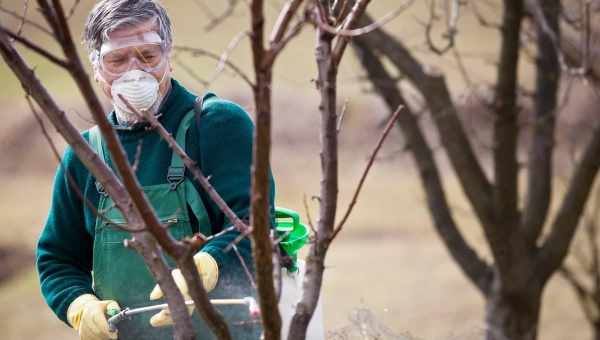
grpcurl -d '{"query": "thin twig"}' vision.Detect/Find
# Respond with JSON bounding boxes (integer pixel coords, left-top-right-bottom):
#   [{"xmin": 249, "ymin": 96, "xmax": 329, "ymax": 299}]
[
  {"xmin": 331, "ymin": 105, "xmax": 403, "ymax": 241},
  {"xmin": 66, "ymin": 0, "xmax": 82, "ymax": 20},
  {"xmin": 266, "ymin": 18, "xmax": 306, "ymax": 66},
  {"xmin": 559, "ymin": 265, "xmax": 597, "ymax": 324},
  {"xmin": 204, "ymin": 0, "xmax": 239, "ymax": 31},
  {"xmin": 0, "ymin": 25, "xmax": 68, "ymax": 68},
  {"xmin": 529, "ymin": 0, "xmax": 590, "ymax": 77},
  {"xmin": 16, "ymin": 0, "xmax": 31, "ymax": 36},
  {"xmin": 332, "ymin": 0, "xmax": 351, "ymax": 26},
  {"xmin": 269, "ymin": 0, "xmax": 305, "ymax": 45},
  {"xmin": 37, "ymin": 0, "xmax": 63, "ymax": 45},
  {"xmin": 224, "ymin": 228, "xmax": 254, "ymax": 253},
  {"xmin": 128, "ymin": 96, "xmax": 251, "ymax": 235},
  {"xmin": 26, "ymin": 95, "xmax": 138, "ymax": 232},
  {"xmin": 451, "ymin": 44, "xmax": 474, "ymax": 89},
  {"xmin": 310, "ymin": 0, "xmax": 413, "ymax": 38},
  {"xmin": 315, "ymin": 0, "xmax": 330, "ymax": 25},
  {"xmin": 423, "ymin": 0, "xmax": 459, "ymax": 55},
  {"xmin": 67, "ymin": 107, "xmax": 96, "ymax": 125},
  {"xmin": 213, "ymin": 30, "xmax": 249, "ymax": 82},
  {"xmin": 231, "ymin": 244, "xmax": 258, "ymax": 289},
  {"xmin": 131, "ymin": 140, "xmax": 143, "ymax": 173},
  {"xmin": 192, "ymin": 0, "xmax": 217, "ymax": 20},
  {"xmin": 26, "ymin": 95, "xmax": 62, "ymax": 161},
  {"xmin": 468, "ymin": 0, "xmax": 500, "ymax": 29},
  {"xmin": 174, "ymin": 45, "xmax": 255, "ymax": 89},
  {"xmin": 302, "ymin": 193, "xmax": 316, "ymax": 234},
  {"xmin": 336, "ymin": 99, "xmax": 348, "ymax": 133},
  {"xmin": 0, "ymin": 5, "xmax": 53, "ymax": 35},
  {"xmin": 171, "ymin": 53, "xmax": 210, "ymax": 88}
]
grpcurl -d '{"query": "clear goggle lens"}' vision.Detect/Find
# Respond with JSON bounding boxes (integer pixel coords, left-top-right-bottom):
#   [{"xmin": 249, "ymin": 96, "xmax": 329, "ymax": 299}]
[
  {"xmin": 95, "ymin": 31, "xmax": 167, "ymax": 79},
  {"xmin": 99, "ymin": 44, "xmax": 165, "ymax": 77}
]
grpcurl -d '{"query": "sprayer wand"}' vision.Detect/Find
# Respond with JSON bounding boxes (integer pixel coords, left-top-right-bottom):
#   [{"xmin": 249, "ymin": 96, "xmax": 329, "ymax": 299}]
[{"xmin": 107, "ymin": 297, "xmax": 260, "ymax": 332}]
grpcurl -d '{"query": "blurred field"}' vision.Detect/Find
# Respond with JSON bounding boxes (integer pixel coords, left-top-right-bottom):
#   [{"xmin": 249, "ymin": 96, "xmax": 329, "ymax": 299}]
[{"xmin": 0, "ymin": 0, "xmax": 592, "ymax": 339}]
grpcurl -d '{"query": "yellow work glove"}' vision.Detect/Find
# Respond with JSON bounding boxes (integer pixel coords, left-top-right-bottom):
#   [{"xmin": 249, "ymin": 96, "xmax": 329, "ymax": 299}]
[
  {"xmin": 148, "ymin": 252, "xmax": 219, "ymax": 327},
  {"xmin": 67, "ymin": 294, "xmax": 120, "ymax": 340}
]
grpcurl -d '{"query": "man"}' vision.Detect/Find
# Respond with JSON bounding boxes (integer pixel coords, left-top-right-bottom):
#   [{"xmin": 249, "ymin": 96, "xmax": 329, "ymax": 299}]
[{"xmin": 36, "ymin": 0, "xmax": 274, "ymax": 339}]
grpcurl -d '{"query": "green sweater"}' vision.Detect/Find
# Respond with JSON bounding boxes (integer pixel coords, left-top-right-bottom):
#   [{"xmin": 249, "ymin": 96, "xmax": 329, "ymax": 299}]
[{"xmin": 36, "ymin": 79, "xmax": 275, "ymax": 325}]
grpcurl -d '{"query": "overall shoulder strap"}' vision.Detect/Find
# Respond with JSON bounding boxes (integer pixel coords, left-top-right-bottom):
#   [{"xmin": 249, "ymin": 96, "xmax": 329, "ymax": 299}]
[
  {"xmin": 167, "ymin": 96, "xmax": 205, "ymax": 189},
  {"xmin": 88, "ymin": 126, "xmax": 107, "ymax": 163},
  {"xmin": 88, "ymin": 126, "xmax": 110, "ymax": 195},
  {"xmin": 172, "ymin": 96, "xmax": 212, "ymax": 235}
]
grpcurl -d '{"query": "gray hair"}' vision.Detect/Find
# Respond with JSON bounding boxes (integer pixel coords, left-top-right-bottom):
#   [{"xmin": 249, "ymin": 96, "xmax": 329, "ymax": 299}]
[{"xmin": 83, "ymin": 0, "xmax": 172, "ymax": 60}]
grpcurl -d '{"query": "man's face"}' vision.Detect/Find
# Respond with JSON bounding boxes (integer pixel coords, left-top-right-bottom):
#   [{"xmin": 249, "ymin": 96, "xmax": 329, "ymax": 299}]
[{"xmin": 95, "ymin": 20, "xmax": 172, "ymax": 101}]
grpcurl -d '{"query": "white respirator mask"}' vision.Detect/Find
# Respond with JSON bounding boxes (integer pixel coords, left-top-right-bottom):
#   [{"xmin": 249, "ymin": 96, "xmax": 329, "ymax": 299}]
[{"xmin": 110, "ymin": 68, "xmax": 167, "ymax": 125}]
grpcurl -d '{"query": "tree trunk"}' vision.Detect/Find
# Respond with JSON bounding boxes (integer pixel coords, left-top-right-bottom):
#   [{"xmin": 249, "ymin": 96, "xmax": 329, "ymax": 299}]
[{"xmin": 485, "ymin": 274, "xmax": 542, "ymax": 340}]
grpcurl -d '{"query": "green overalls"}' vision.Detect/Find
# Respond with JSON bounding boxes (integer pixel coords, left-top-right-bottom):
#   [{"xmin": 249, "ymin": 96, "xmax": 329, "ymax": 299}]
[{"xmin": 88, "ymin": 106, "xmax": 260, "ymax": 339}]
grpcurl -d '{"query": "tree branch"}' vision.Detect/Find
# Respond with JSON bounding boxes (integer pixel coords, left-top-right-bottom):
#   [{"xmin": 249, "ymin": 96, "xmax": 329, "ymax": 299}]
[
  {"xmin": 423, "ymin": 0, "xmax": 458, "ymax": 55},
  {"xmin": 308, "ymin": 0, "xmax": 413, "ymax": 39},
  {"xmin": 177, "ymin": 255, "xmax": 232, "ymax": 339},
  {"xmin": 356, "ymin": 13, "xmax": 494, "ymax": 231},
  {"xmin": 0, "ymin": 25, "xmax": 68, "ymax": 68},
  {"xmin": 331, "ymin": 0, "xmax": 371, "ymax": 66},
  {"xmin": 288, "ymin": 17, "xmax": 338, "ymax": 338},
  {"xmin": 351, "ymin": 37, "xmax": 493, "ymax": 295},
  {"xmin": 136, "ymin": 98, "xmax": 250, "ymax": 236},
  {"xmin": 249, "ymin": 1, "xmax": 281, "ymax": 339},
  {"xmin": 559, "ymin": 265, "xmax": 598, "ymax": 324},
  {"xmin": 173, "ymin": 46, "xmax": 255, "ymax": 89},
  {"xmin": 522, "ymin": 0, "xmax": 560, "ymax": 246},
  {"xmin": 490, "ymin": 0, "xmax": 523, "ymax": 253},
  {"xmin": 331, "ymin": 105, "xmax": 402, "ymax": 240},
  {"xmin": 0, "ymin": 4, "xmax": 53, "ymax": 35},
  {"xmin": 538, "ymin": 122, "xmax": 600, "ymax": 281},
  {"xmin": 268, "ymin": 0, "xmax": 305, "ymax": 46}
]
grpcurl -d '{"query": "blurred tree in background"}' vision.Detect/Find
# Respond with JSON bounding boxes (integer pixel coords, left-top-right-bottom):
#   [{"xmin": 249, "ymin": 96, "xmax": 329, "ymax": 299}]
[{"xmin": 353, "ymin": 1, "xmax": 600, "ymax": 339}]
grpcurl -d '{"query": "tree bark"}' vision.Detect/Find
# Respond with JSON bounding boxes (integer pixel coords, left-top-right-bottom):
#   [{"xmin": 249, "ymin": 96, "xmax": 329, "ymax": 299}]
[
  {"xmin": 249, "ymin": 1, "xmax": 282, "ymax": 339},
  {"xmin": 486, "ymin": 275, "xmax": 543, "ymax": 340},
  {"xmin": 287, "ymin": 24, "xmax": 337, "ymax": 340},
  {"xmin": 522, "ymin": 0, "xmax": 560, "ymax": 246}
]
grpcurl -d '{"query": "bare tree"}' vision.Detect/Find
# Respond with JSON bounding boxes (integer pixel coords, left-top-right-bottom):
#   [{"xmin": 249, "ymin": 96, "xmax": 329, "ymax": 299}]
[
  {"xmin": 352, "ymin": 1, "xmax": 600, "ymax": 340},
  {"xmin": 560, "ymin": 186, "xmax": 600, "ymax": 340}
]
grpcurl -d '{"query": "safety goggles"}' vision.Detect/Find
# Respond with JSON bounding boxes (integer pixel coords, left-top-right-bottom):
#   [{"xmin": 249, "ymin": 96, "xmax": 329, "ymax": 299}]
[{"xmin": 94, "ymin": 31, "xmax": 168, "ymax": 79}]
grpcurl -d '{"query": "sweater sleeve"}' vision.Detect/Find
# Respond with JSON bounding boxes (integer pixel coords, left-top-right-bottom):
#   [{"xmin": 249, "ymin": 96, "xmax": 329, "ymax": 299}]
[
  {"xmin": 36, "ymin": 145, "xmax": 94, "ymax": 325},
  {"xmin": 196, "ymin": 97, "xmax": 276, "ymax": 289}
]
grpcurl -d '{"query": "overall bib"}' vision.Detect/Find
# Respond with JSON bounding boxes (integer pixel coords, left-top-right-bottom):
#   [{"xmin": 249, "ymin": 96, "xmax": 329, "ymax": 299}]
[{"xmin": 89, "ymin": 107, "xmax": 260, "ymax": 339}]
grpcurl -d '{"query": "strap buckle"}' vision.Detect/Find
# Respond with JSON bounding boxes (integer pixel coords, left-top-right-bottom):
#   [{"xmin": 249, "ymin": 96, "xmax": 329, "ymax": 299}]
[
  {"xmin": 95, "ymin": 181, "xmax": 108, "ymax": 196},
  {"xmin": 167, "ymin": 166, "xmax": 185, "ymax": 190}
]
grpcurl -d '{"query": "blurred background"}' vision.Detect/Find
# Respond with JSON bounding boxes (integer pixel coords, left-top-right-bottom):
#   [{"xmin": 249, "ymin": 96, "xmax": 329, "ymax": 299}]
[{"xmin": 0, "ymin": 0, "xmax": 597, "ymax": 339}]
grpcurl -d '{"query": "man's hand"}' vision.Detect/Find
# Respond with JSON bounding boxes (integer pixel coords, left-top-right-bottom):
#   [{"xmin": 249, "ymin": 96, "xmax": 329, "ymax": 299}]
[
  {"xmin": 148, "ymin": 252, "xmax": 219, "ymax": 327},
  {"xmin": 67, "ymin": 294, "xmax": 120, "ymax": 340}
]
